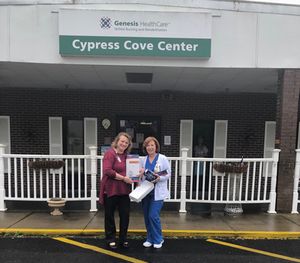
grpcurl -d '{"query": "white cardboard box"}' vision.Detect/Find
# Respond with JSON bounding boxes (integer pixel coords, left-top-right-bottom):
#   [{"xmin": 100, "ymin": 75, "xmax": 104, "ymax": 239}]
[{"xmin": 129, "ymin": 181, "xmax": 154, "ymax": 203}]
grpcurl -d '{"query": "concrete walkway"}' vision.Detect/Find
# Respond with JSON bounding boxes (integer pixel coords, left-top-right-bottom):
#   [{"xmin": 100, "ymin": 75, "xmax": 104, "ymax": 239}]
[{"xmin": 1, "ymin": 209, "xmax": 300, "ymax": 238}]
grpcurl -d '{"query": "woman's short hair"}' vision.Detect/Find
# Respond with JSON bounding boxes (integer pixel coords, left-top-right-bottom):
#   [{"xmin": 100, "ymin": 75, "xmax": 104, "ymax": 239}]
[
  {"xmin": 143, "ymin": 136, "xmax": 160, "ymax": 154},
  {"xmin": 111, "ymin": 132, "xmax": 132, "ymax": 153}
]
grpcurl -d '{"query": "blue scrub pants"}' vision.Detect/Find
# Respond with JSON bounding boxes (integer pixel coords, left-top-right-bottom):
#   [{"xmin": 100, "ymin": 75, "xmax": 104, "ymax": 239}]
[{"xmin": 142, "ymin": 194, "xmax": 164, "ymax": 245}]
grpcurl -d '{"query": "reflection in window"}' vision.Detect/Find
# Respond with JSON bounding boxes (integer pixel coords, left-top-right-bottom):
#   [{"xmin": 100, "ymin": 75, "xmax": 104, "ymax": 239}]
[{"xmin": 67, "ymin": 120, "xmax": 83, "ymax": 155}]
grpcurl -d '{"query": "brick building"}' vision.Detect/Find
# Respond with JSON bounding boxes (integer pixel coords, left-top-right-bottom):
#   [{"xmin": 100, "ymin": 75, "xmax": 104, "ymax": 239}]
[{"xmin": 0, "ymin": 0, "xmax": 300, "ymax": 212}]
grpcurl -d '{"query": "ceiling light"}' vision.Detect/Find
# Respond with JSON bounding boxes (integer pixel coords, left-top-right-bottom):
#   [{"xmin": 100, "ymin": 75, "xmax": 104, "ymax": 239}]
[{"xmin": 126, "ymin": 73, "xmax": 153, "ymax": 84}]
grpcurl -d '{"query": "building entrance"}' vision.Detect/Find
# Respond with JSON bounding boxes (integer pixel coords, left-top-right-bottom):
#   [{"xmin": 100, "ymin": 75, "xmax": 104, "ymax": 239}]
[{"xmin": 117, "ymin": 116, "xmax": 161, "ymax": 155}]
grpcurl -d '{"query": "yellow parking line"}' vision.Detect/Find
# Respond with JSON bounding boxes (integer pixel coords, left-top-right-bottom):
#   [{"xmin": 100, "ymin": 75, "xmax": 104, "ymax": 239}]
[
  {"xmin": 207, "ymin": 239, "xmax": 300, "ymax": 263},
  {"xmin": 162, "ymin": 230, "xmax": 300, "ymax": 239},
  {"xmin": 53, "ymin": 237, "xmax": 147, "ymax": 263}
]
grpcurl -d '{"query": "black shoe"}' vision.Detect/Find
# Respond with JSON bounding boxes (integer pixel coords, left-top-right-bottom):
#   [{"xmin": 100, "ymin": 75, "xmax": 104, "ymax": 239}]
[
  {"xmin": 120, "ymin": 241, "xmax": 129, "ymax": 248},
  {"xmin": 107, "ymin": 241, "xmax": 117, "ymax": 249}
]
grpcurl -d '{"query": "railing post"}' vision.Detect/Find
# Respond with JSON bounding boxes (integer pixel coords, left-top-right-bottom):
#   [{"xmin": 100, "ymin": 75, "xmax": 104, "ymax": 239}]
[
  {"xmin": 268, "ymin": 149, "xmax": 280, "ymax": 214},
  {"xmin": 89, "ymin": 146, "xmax": 98, "ymax": 212},
  {"xmin": 292, "ymin": 149, "xmax": 300, "ymax": 214},
  {"xmin": 0, "ymin": 144, "xmax": 7, "ymax": 211},
  {"xmin": 179, "ymin": 148, "xmax": 188, "ymax": 213}
]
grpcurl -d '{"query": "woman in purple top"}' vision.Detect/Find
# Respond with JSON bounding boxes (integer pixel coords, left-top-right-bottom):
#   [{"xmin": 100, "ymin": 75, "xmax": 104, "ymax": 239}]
[{"xmin": 99, "ymin": 132, "xmax": 133, "ymax": 249}]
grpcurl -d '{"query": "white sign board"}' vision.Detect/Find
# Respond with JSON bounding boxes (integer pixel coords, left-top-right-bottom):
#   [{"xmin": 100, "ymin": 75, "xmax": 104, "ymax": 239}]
[{"xmin": 59, "ymin": 9, "xmax": 212, "ymax": 58}]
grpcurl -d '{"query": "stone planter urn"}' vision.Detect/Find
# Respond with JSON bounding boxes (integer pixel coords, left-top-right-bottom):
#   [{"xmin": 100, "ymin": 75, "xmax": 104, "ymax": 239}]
[
  {"xmin": 47, "ymin": 198, "xmax": 66, "ymax": 216},
  {"xmin": 223, "ymin": 173, "xmax": 243, "ymax": 216},
  {"xmin": 213, "ymin": 162, "xmax": 247, "ymax": 216}
]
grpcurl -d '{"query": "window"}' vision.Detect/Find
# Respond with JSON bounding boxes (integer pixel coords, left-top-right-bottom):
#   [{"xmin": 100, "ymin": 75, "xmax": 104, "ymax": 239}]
[{"xmin": 65, "ymin": 120, "xmax": 84, "ymax": 155}]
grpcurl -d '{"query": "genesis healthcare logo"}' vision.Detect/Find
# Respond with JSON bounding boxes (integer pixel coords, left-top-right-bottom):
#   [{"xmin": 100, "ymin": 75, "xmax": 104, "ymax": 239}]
[
  {"xmin": 100, "ymin": 17, "xmax": 112, "ymax": 29},
  {"xmin": 99, "ymin": 16, "xmax": 170, "ymax": 32}
]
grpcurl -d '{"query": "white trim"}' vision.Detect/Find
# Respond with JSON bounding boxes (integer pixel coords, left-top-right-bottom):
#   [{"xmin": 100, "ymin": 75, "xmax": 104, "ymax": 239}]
[
  {"xmin": 84, "ymin": 118, "xmax": 97, "ymax": 174},
  {"xmin": 263, "ymin": 121, "xmax": 276, "ymax": 177},
  {"xmin": 49, "ymin": 117, "xmax": 63, "ymax": 155},
  {"xmin": 0, "ymin": 116, "xmax": 10, "ymax": 154},
  {"xmin": 180, "ymin": 120, "xmax": 193, "ymax": 176},
  {"xmin": 264, "ymin": 121, "xmax": 276, "ymax": 158},
  {"xmin": 180, "ymin": 120, "xmax": 193, "ymax": 157},
  {"xmin": 263, "ymin": 121, "xmax": 276, "ymax": 156},
  {"xmin": 297, "ymin": 121, "xmax": 300, "ymax": 149},
  {"xmin": 213, "ymin": 120, "xmax": 228, "ymax": 158},
  {"xmin": 84, "ymin": 118, "xmax": 98, "ymax": 155}
]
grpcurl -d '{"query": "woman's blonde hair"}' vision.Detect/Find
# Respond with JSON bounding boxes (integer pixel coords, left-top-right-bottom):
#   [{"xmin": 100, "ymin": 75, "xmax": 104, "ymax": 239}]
[
  {"xmin": 111, "ymin": 132, "xmax": 132, "ymax": 153},
  {"xmin": 143, "ymin": 136, "xmax": 160, "ymax": 154}
]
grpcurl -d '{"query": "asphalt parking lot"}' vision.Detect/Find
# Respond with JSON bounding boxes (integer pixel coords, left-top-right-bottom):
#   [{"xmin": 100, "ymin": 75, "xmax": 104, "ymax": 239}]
[{"xmin": 0, "ymin": 237, "xmax": 300, "ymax": 263}]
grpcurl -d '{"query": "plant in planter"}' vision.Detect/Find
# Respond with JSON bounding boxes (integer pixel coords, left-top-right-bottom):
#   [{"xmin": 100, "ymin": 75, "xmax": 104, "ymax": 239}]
[
  {"xmin": 28, "ymin": 160, "xmax": 65, "ymax": 170},
  {"xmin": 213, "ymin": 159, "xmax": 247, "ymax": 216},
  {"xmin": 213, "ymin": 162, "xmax": 248, "ymax": 174}
]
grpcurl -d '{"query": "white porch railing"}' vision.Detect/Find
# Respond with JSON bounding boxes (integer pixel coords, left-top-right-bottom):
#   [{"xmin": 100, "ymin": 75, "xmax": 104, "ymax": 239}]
[
  {"xmin": 0, "ymin": 145, "xmax": 101, "ymax": 212},
  {"xmin": 177, "ymin": 148, "xmax": 280, "ymax": 214},
  {"xmin": 292, "ymin": 149, "xmax": 300, "ymax": 214},
  {"xmin": 0, "ymin": 145, "xmax": 281, "ymax": 213}
]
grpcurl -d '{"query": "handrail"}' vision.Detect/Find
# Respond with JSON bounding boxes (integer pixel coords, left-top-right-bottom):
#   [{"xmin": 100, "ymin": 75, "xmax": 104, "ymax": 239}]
[{"xmin": 0, "ymin": 146, "xmax": 282, "ymax": 213}]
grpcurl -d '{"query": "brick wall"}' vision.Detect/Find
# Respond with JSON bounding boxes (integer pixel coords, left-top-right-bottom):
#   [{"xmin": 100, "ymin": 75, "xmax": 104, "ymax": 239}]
[
  {"xmin": 0, "ymin": 87, "xmax": 276, "ymax": 157},
  {"xmin": 276, "ymin": 70, "xmax": 300, "ymax": 212}
]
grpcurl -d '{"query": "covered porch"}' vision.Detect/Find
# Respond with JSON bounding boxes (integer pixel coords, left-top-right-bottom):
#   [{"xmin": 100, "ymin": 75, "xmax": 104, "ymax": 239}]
[{"xmin": 1, "ymin": 145, "xmax": 293, "ymax": 214}]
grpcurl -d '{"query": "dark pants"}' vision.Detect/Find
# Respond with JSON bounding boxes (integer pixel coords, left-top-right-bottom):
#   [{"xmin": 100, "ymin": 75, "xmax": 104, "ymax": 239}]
[{"xmin": 104, "ymin": 195, "xmax": 130, "ymax": 243}]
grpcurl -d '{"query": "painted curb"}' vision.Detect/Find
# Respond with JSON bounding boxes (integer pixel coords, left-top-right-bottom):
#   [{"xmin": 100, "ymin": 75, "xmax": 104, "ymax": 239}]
[{"xmin": 1, "ymin": 228, "xmax": 300, "ymax": 239}]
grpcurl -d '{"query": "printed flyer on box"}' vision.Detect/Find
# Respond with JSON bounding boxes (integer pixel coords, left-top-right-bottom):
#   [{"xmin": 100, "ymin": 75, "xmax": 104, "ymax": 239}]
[{"xmin": 126, "ymin": 154, "xmax": 140, "ymax": 182}]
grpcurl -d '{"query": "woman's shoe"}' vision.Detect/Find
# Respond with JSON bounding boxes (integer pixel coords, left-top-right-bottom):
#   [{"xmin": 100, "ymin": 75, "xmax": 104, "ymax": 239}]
[
  {"xmin": 143, "ymin": 241, "xmax": 152, "ymax": 248},
  {"xmin": 120, "ymin": 241, "xmax": 129, "ymax": 248},
  {"xmin": 108, "ymin": 241, "xmax": 117, "ymax": 249},
  {"xmin": 153, "ymin": 240, "xmax": 164, "ymax": 249}
]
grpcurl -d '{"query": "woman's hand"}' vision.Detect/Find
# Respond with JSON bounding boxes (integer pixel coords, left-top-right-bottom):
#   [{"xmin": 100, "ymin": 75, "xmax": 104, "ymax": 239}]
[
  {"xmin": 151, "ymin": 175, "xmax": 160, "ymax": 184},
  {"xmin": 116, "ymin": 173, "xmax": 133, "ymax": 184},
  {"xmin": 138, "ymin": 168, "xmax": 145, "ymax": 179},
  {"xmin": 123, "ymin": 176, "xmax": 133, "ymax": 184}
]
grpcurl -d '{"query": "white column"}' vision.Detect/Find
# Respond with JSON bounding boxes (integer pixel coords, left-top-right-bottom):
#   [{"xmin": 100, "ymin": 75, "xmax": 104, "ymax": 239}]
[
  {"xmin": 179, "ymin": 148, "xmax": 188, "ymax": 213},
  {"xmin": 268, "ymin": 149, "xmax": 280, "ymax": 214},
  {"xmin": 292, "ymin": 149, "xmax": 300, "ymax": 214},
  {"xmin": 89, "ymin": 146, "xmax": 98, "ymax": 212},
  {"xmin": 0, "ymin": 144, "xmax": 7, "ymax": 211}
]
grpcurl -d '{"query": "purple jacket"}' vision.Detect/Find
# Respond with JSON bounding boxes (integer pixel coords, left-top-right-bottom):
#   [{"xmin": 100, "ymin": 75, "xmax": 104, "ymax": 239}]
[{"xmin": 99, "ymin": 147, "xmax": 131, "ymax": 204}]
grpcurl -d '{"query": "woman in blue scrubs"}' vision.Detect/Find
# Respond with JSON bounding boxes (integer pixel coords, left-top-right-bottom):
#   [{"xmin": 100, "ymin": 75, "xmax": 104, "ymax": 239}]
[{"xmin": 141, "ymin": 137, "xmax": 171, "ymax": 249}]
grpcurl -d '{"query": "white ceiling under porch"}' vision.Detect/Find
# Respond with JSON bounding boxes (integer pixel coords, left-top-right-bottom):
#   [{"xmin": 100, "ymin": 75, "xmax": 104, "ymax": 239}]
[{"xmin": 0, "ymin": 62, "xmax": 278, "ymax": 94}]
